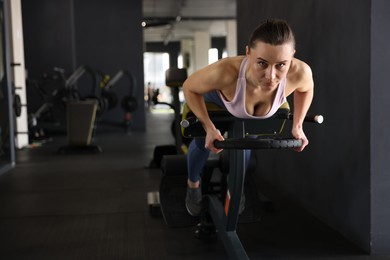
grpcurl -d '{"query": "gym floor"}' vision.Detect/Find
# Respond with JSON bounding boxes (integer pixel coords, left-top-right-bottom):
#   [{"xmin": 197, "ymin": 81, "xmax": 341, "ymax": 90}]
[{"xmin": 0, "ymin": 112, "xmax": 388, "ymax": 260}]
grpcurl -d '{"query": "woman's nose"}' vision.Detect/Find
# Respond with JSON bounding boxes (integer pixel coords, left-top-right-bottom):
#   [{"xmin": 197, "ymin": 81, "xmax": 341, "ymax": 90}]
[{"xmin": 265, "ymin": 67, "xmax": 276, "ymax": 80}]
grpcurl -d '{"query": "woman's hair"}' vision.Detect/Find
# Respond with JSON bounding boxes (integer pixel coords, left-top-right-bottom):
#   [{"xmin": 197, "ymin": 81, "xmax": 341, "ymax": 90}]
[{"xmin": 248, "ymin": 18, "xmax": 295, "ymax": 49}]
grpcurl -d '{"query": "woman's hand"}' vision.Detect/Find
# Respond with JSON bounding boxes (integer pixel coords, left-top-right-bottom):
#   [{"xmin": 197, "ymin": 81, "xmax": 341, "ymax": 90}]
[
  {"xmin": 204, "ymin": 128, "xmax": 225, "ymax": 154},
  {"xmin": 291, "ymin": 127, "xmax": 308, "ymax": 152}
]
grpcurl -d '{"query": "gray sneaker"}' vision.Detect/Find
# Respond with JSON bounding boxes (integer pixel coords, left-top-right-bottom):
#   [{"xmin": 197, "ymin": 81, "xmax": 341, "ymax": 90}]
[{"xmin": 185, "ymin": 187, "xmax": 202, "ymax": 216}]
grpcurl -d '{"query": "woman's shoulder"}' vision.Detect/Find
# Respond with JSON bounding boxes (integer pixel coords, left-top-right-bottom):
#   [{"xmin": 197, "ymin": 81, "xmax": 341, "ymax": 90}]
[
  {"xmin": 214, "ymin": 55, "xmax": 246, "ymax": 70},
  {"xmin": 285, "ymin": 57, "xmax": 314, "ymax": 94},
  {"xmin": 207, "ymin": 56, "xmax": 245, "ymax": 82},
  {"xmin": 288, "ymin": 57, "xmax": 313, "ymax": 83}
]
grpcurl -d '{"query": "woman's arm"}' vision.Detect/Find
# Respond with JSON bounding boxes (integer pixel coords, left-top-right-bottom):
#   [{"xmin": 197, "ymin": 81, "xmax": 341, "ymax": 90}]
[
  {"xmin": 182, "ymin": 58, "xmax": 238, "ymax": 153},
  {"xmin": 291, "ymin": 62, "xmax": 314, "ymax": 152}
]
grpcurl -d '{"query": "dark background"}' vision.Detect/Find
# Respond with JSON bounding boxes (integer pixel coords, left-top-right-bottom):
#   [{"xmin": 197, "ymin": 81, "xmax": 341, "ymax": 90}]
[{"xmin": 20, "ymin": 0, "xmax": 390, "ymax": 254}]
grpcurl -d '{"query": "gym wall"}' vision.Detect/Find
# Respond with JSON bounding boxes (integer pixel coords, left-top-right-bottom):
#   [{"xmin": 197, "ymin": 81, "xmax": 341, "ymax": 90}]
[
  {"xmin": 237, "ymin": 0, "xmax": 390, "ymax": 254},
  {"xmin": 21, "ymin": 0, "xmax": 145, "ymax": 131}
]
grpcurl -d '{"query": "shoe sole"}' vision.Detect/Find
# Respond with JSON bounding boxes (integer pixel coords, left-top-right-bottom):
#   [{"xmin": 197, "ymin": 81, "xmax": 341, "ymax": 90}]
[{"xmin": 185, "ymin": 203, "xmax": 200, "ymax": 217}]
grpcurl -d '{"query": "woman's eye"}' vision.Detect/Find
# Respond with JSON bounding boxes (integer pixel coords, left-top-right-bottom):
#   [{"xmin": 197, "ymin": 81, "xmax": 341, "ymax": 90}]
[
  {"xmin": 258, "ymin": 62, "xmax": 267, "ymax": 67},
  {"xmin": 277, "ymin": 63, "xmax": 286, "ymax": 69}
]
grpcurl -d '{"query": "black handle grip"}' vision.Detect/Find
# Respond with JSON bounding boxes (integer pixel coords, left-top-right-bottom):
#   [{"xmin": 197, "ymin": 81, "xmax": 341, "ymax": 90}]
[
  {"xmin": 303, "ymin": 114, "xmax": 324, "ymax": 124},
  {"xmin": 214, "ymin": 138, "xmax": 302, "ymax": 150},
  {"xmin": 279, "ymin": 114, "xmax": 324, "ymax": 124}
]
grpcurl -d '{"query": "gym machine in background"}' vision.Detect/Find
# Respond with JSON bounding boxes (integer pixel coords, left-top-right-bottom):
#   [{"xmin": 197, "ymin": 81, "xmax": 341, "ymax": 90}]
[
  {"xmin": 26, "ymin": 65, "xmax": 103, "ymax": 153},
  {"xmin": 149, "ymin": 68, "xmax": 188, "ymax": 168},
  {"xmin": 26, "ymin": 65, "xmax": 139, "ymax": 151},
  {"xmin": 0, "ymin": 0, "xmax": 16, "ymax": 175},
  {"xmin": 57, "ymin": 68, "xmax": 139, "ymax": 152},
  {"xmin": 27, "ymin": 65, "xmax": 101, "ymax": 138},
  {"xmin": 100, "ymin": 69, "xmax": 138, "ymax": 134},
  {"xmin": 56, "ymin": 65, "xmax": 105, "ymax": 154}
]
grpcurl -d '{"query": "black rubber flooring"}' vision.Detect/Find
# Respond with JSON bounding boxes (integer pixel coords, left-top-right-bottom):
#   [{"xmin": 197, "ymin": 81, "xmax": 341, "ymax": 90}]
[{"xmin": 0, "ymin": 112, "xmax": 389, "ymax": 260}]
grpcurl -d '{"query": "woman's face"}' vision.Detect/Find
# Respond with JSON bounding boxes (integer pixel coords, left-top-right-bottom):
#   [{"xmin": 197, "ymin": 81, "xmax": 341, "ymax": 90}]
[{"xmin": 246, "ymin": 41, "xmax": 295, "ymax": 91}]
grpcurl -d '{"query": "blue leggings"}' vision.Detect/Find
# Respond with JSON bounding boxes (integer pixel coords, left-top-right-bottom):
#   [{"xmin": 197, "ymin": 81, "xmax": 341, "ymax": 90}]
[
  {"xmin": 187, "ymin": 139, "xmax": 252, "ymax": 182},
  {"xmin": 187, "ymin": 91, "xmax": 252, "ymax": 182}
]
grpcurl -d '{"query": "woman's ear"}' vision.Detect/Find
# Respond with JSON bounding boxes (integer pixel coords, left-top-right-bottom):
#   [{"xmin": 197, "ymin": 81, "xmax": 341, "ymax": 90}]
[{"xmin": 246, "ymin": 46, "xmax": 250, "ymax": 56}]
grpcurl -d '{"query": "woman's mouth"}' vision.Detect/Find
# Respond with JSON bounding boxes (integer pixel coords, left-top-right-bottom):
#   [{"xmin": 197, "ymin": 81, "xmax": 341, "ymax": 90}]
[{"xmin": 264, "ymin": 81, "xmax": 276, "ymax": 87}]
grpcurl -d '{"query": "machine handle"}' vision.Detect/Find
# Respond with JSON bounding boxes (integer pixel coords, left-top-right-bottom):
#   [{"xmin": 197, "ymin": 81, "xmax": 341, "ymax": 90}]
[
  {"xmin": 183, "ymin": 114, "xmax": 324, "ymax": 128},
  {"xmin": 280, "ymin": 113, "xmax": 324, "ymax": 124},
  {"xmin": 214, "ymin": 138, "xmax": 302, "ymax": 150},
  {"xmin": 180, "ymin": 117, "xmax": 198, "ymax": 128}
]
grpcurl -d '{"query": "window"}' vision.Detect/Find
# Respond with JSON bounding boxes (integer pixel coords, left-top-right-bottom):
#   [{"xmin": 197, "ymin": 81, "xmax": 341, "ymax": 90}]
[
  {"xmin": 143, "ymin": 52, "xmax": 172, "ymax": 111},
  {"xmin": 208, "ymin": 48, "xmax": 218, "ymax": 64}
]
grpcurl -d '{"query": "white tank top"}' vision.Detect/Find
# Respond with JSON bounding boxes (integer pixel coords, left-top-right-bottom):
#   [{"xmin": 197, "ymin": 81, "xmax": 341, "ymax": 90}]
[{"xmin": 218, "ymin": 57, "xmax": 287, "ymax": 119}]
